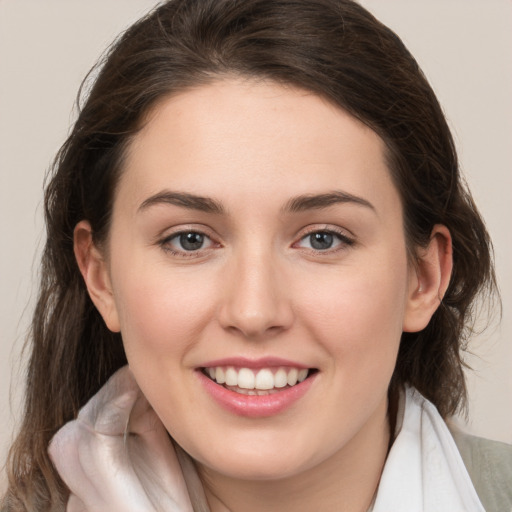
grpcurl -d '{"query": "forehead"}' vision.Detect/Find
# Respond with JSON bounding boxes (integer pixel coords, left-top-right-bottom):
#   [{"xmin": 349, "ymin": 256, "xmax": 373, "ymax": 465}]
[{"xmin": 118, "ymin": 78, "xmax": 398, "ymax": 216}]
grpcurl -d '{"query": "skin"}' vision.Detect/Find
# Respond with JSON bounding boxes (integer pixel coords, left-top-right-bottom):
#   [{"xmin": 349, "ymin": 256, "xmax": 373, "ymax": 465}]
[{"xmin": 75, "ymin": 78, "xmax": 452, "ymax": 512}]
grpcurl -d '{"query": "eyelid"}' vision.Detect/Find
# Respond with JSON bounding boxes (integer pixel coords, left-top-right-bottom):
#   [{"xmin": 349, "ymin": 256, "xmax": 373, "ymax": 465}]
[{"xmin": 156, "ymin": 223, "xmax": 219, "ymax": 242}]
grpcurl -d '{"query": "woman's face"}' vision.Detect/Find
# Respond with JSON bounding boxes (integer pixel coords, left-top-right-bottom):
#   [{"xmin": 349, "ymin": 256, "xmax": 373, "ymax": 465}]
[{"xmin": 94, "ymin": 79, "xmax": 424, "ymax": 480}]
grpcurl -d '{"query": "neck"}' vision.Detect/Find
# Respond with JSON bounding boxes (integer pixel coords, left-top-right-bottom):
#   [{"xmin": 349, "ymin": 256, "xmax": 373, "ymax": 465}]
[{"xmin": 197, "ymin": 400, "xmax": 390, "ymax": 512}]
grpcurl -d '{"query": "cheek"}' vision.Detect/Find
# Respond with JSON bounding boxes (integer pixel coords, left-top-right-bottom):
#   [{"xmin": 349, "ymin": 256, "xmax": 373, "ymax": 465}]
[
  {"xmin": 111, "ymin": 261, "xmax": 219, "ymax": 363},
  {"xmin": 295, "ymin": 255, "xmax": 409, "ymax": 378}
]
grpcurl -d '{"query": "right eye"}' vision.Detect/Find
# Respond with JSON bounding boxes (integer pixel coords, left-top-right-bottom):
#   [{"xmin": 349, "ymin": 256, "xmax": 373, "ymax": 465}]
[{"xmin": 161, "ymin": 231, "xmax": 215, "ymax": 256}]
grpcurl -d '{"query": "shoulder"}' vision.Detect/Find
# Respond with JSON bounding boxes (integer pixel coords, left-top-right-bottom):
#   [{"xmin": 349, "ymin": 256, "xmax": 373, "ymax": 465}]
[{"xmin": 450, "ymin": 427, "xmax": 512, "ymax": 512}]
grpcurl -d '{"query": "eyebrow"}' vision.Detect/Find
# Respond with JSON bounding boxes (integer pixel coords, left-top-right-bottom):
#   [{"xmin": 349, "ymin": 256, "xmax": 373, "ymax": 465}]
[
  {"xmin": 282, "ymin": 191, "xmax": 376, "ymax": 214},
  {"xmin": 138, "ymin": 191, "xmax": 225, "ymax": 214},
  {"xmin": 138, "ymin": 189, "xmax": 375, "ymax": 216}
]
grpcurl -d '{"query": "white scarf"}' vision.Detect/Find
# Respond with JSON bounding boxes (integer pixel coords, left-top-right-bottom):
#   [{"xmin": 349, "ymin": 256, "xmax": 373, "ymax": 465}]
[
  {"xmin": 49, "ymin": 368, "xmax": 484, "ymax": 511},
  {"xmin": 371, "ymin": 387, "xmax": 484, "ymax": 512}
]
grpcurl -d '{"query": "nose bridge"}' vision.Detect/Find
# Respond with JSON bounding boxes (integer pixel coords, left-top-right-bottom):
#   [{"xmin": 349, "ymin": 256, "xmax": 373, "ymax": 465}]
[{"xmin": 219, "ymin": 241, "xmax": 293, "ymax": 338}]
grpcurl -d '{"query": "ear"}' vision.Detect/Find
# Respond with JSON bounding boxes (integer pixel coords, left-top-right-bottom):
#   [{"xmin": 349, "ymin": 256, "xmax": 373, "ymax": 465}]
[
  {"xmin": 74, "ymin": 220, "xmax": 121, "ymax": 332},
  {"xmin": 403, "ymin": 225, "xmax": 453, "ymax": 333}
]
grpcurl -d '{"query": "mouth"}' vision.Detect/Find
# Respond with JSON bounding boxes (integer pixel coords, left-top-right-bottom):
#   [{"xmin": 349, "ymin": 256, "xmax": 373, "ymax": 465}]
[{"xmin": 201, "ymin": 366, "xmax": 318, "ymax": 395}]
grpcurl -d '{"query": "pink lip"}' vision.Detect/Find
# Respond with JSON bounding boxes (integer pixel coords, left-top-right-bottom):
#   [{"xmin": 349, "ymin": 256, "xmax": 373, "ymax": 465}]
[{"xmin": 196, "ymin": 368, "xmax": 317, "ymax": 418}]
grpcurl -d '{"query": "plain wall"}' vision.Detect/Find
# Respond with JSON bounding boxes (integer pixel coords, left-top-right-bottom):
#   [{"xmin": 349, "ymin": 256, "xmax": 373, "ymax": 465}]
[{"xmin": 1, "ymin": 0, "xmax": 511, "ymax": 493}]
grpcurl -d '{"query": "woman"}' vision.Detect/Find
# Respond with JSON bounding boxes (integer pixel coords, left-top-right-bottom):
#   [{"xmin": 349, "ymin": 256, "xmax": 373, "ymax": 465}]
[{"xmin": 2, "ymin": 0, "xmax": 510, "ymax": 510}]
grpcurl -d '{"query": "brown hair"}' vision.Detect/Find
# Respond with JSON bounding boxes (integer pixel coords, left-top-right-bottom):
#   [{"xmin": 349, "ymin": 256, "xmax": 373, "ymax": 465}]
[{"xmin": 2, "ymin": 0, "xmax": 497, "ymax": 509}]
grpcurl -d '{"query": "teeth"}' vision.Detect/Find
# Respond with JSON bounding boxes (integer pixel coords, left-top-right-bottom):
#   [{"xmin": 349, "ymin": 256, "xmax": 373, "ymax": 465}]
[
  {"xmin": 254, "ymin": 369, "xmax": 274, "ymax": 390},
  {"xmin": 298, "ymin": 369, "xmax": 308, "ymax": 382},
  {"xmin": 274, "ymin": 368, "xmax": 288, "ymax": 388},
  {"xmin": 216, "ymin": 367, "xmax": 225, "ymax": 384},
  {"xmin": 238, "ymin": 368, "xmax": 255, "ymax": 389},
  {"xmin": 205, "ymin": 366, "xmax": 311, "ymax": 391},
  {"xmin": 225, "ymin": 367, "xmax": 238, "ymax": 386},
  {"xmin": 287, "ymin": 368, "xmax": 298, "ymax": 386}
]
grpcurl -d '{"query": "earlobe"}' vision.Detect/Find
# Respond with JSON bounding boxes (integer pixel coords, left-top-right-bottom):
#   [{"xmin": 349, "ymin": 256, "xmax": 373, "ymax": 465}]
[
  {"xmin": 74, "ymin": 220, "xmax": 121, "ymax": 333},
  {"xmin": 403, "ymin": 225, "xmax": 453, "ymax": 333}
]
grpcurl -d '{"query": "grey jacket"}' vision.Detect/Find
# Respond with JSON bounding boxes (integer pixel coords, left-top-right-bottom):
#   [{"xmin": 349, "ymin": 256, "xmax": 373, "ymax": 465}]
[{"xmin": 453, "ymin": 430, "xmax": 512, "ymax": 512}]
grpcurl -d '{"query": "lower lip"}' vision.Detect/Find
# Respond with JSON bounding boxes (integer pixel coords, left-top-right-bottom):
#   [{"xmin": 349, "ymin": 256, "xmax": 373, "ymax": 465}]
[{"xmin": 197, "ymin": 370, "xmax": 317, "ymax": 418}]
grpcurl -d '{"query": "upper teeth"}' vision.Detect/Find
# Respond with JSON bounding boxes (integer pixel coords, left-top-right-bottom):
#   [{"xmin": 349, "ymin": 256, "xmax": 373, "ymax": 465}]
[{"xmin": 206, "ymin": 366, "xmax": 309, "ymax": 390}]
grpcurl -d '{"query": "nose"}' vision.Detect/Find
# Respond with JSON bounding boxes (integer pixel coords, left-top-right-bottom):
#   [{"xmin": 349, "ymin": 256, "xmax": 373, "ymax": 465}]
[{"xmin": 217, "ymin": 248, "xmax": 294, "ymax": 339}]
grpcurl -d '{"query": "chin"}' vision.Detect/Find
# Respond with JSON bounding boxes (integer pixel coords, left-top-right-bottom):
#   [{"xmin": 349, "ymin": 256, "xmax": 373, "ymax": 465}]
[
  {"xmin": 203, "ymin": 459, "xmax": 308, "ymax": 482},
  {"xmin": 187, "ymin": 438, "xmax": 324, "ymax": 482}
]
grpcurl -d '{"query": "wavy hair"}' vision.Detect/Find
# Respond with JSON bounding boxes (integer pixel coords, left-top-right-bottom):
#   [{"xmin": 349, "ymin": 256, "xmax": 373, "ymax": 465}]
[{"xmin": 2, "ymin": 0, "xmax": 497, "ymax": 509}]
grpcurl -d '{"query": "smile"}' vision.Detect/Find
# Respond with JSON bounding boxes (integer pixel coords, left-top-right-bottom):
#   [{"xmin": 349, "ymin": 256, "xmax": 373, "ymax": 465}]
[
  {"xmin": 197, "ymin": 362, "xmax": 318, "ymax": 417},
  {"xmin": 203, "ymin": 366, "xmax": 311, "ymax": 395}
]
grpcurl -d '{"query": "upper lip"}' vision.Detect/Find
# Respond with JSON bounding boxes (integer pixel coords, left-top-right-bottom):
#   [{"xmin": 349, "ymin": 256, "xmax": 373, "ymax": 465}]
[{"xmin": 199, "ymin": 357, "xmax": 312, "ymax": 370}]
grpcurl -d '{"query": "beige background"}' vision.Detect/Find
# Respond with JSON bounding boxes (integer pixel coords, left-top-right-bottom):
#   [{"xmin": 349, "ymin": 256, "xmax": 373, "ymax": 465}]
[{"xmin": 1, "ymin": 0, "xmax": 511, "ymax": 492}]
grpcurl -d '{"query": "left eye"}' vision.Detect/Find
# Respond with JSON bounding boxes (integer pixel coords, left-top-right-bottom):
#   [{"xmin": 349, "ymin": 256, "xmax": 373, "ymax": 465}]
[
  {"xmin": 296, "ymin": 231, "xmax": 352, "ymax": 251},
  {"xmin": 164, "ymin": 231, "xmax": 214, "ymax": 252}
]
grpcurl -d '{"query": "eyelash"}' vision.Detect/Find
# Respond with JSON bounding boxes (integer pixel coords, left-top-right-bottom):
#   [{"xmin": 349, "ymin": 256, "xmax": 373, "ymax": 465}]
[{"xmin": 158, "ymin": 227, "xmax": 355, "ymax": 258}]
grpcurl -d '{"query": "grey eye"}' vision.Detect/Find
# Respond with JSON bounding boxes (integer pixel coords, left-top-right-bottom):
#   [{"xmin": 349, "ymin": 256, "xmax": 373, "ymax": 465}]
[
  {"xmin": 164, "ymin": 231, "xmax": 214, "ymax": 253},
  {"xmin": 179, "ymin": 232, "xmax": 205, "ymax": 251},
  {"xmin": 309, "ymin": 232, "xmax": 334, "ymax": 250},
  {"xmin": 296, "ymin": 230, "xmax": 353, "ymax": 252}
]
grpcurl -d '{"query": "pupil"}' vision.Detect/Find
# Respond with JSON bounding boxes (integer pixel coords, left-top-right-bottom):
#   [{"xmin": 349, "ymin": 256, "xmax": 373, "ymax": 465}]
[
  {"xmin": 310, "ymin": 232, "xmax": 333, "ymax": 250},
  {"xmin": 180, "ymin": 232, "xmax": 204, "ymax": 251}
]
